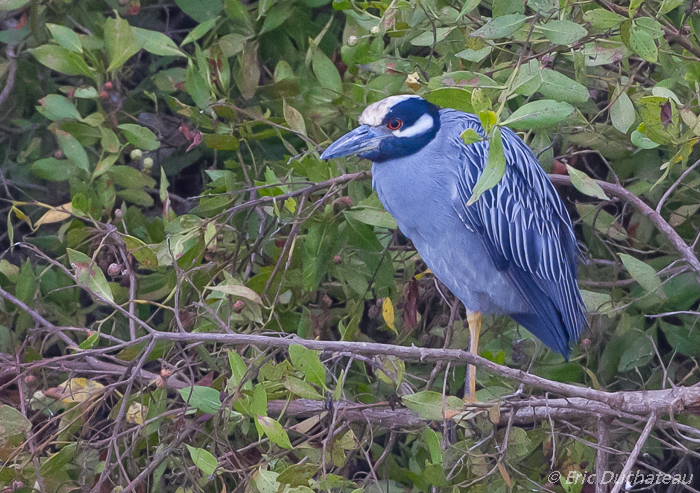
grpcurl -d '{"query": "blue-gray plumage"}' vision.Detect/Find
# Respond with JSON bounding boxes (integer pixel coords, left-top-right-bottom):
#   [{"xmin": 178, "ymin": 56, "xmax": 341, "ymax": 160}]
[{"xmin": 321, "ymin": 95, "xmax": 586, "ymax": 359}]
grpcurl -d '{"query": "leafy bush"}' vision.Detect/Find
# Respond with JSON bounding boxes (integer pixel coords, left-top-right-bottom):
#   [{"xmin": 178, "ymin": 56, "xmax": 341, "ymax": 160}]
[{"xmin": 1, "ymin": 0, "xmax": 700, "ymax": 491}]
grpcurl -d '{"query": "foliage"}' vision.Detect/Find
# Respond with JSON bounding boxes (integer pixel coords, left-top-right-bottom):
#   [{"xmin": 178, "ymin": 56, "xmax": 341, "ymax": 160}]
[{"xmin": 2, "ymin": 0, "xmax": 700, "ymax": 491}]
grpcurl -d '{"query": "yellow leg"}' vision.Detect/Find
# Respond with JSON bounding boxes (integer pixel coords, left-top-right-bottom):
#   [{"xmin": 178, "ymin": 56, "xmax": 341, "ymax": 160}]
[{"xmin": 464, "ymin": 311, "xmax": 481, "ymax": 402}]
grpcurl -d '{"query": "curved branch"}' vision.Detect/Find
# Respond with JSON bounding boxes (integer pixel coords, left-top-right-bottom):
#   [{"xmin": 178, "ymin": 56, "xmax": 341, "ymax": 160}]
[{"xmin": 549, "ymin": 174, "xmax": 700, "ymax": 280}]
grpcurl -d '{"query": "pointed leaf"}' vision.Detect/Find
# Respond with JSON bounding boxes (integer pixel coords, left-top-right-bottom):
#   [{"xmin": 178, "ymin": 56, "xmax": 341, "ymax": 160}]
[
  {"xmin": 610, "ymin": 87, "xmax": 635, "ymax": 134},
  {"xmin": 468, "ymin": 127, "xmax": 505, "ymax": 205},
  {"xmin": 289, "ymin": 344, "xmax": 326, "ymax": 389},
  {"xmin": 256, "ymin": 416, "xmax": 293, "ymax": 449},
  {"xmin": 471, "ymin": 14, "xmax": 527, "ymax": 39},
  {"xmin": 186, "ymin": 445, "xmax": 218, "ymax": 476},
  {"xmin": 105, "ymin": 14, "xmax": 142, "ymax": 72},
  {"xmin": 566, "ymin": 165, "xmax": 609, "ymax": 200},
  {"xmin": 539, "ymin": 20, "xmax": 587, "ymax": 45},
  {"xmin": 502, "ymin": 100, "xmax": 574, "ymax": 129},
  {"xmin": 619, "ymin": 254, "xmax": 661, "ymax": 294}
]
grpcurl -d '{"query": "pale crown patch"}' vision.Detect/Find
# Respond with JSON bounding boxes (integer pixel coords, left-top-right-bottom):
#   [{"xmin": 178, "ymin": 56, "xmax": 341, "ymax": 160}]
[{"xmin": 359, "ymin": 95, "xmax": 421, "ymax": 126}]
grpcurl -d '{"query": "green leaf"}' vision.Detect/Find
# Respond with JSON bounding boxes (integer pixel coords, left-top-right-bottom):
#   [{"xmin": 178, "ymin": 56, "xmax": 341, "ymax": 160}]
[
  {"xmin": 32, "ymin": 157, "xmax": 72, "ymax": 181},
  {"xmin": 111, "ymin": 165, "xmax": 156, "ymax": 189},
  {"xmin": 132, "ymin": 27, "xmax": 185, "ymax": 57},
  {"xmin": 289, "ymin": 344, "xmax": 327, "ymax": 389},
  {"xmin": 401, "ymin": 391, "xmax": 463, "ymax": 420},
  {"xmin": 566, "ymin": 165, "xmax": 609, "ymax": 200},
  {"xmin": 186, "ymin": 61, "xmax": 213, "ymax": 110},
  {"xmin": 277, "ymin": 464, "xmax": 318, "ymax": 487},
  {"xmin": 539, "ymin": 69, "xmax": 589, "ymax": 105},
  {"xmin": 181, "ymin": 17, "xmax": 219, "ymax": 45},
  {"xmin": 659, "ymin": 321, "xmax": 700, "ymax": 357},
  {"xmin": 628, "ymin": 25, "xmax": 657, "ymax": 63},
  {"xmin": 186, "ymin": 445, "xmax": 219, "ymax": 476},
  {"xmin": 502, "ymin": 100, "xmax": 574, "ymax": 129},
  {"xmin": 0, "ymin": 405, "xmax": 31, "ymax": 440},
  {"xmin": 176, "ymin": 0, "xmax": 222, "ymax": 23},
  {"xmin": 67, "ymin": 249, "xmax": 114, "ymax": 303},
  {"xmin": 410, "ymin": 27, "xmax": 454, "ymax": 46},
  {"xmin": 283, "ymin": 376, "xmax": 324, "ymax": 400},
  {"xmin": 610, "ymin": 86, "xmax": 635, "ymax": 134},
  {"xmin": 468, "ymin": 126, "xmax": 505, "ymax": 205},
  {"xmin": 201, "ymin": 133, "xmax": 239, "ymax": 151},
  {"xmin": 122, "ymin": 235, "xmax": 158, "ymax": 269},
  {"xmin": 117, "ymin": 124, "xmax": 161, "ymax": 151},
  {"xmin": 205, "ymin": 283, "xmax": 263, "ymax": 304},
  {"xmin": 424, "ymin": 88, "xmax": 473, "ymax": 113},
  {"xmin": 283, "ymin": 99, "xmax": 307, "ymax": 136},
  {"xmin": 583, "ymin": 9, "xmax": 625, "ymax": 30},
  {"xmin": 618, "ymin": 333, "xmax": 654, "ymax": 372},
  {"xmin": 0, "ymin": 0, "xmax": 29, "ymax": 8},
  {"xmin": 312, "ymin": 48, "xmax": 342, "ymax": 93},
  {"xmin": 33, "ymin": 45, "xmax": 92, "ymax": 77},
  {"xmin": 101, "ymin": 127, "xmax": 120, "ymax": 154},
  {"xmin": 46, "ymin": 24, "xmax": 82, "ymax": 53},
  {"xmin": 471, "ymin": 14, "xmax": 528, "ymax": 39},
  {"xmin": 470, "ymin": 88, "xmax": 491, "ymax": 115},
  {"xmin": 539, "ymin": 20, "xmax": 587, "ymax": 45},
  {"xmin": 461, "ymin": 128, "xmax": 482, "ymax": 145},
  {"xmin": 636, "ymin": 96, "xmax": 678, "ymax": 144},
  {"xmin": 179, "ymin": 385, "xmax": 222, "ymax": 413},
  {"xmin": 618, "ymin": 254, "xmax": 661, "ymax": 294},
  {"xmin": 631, "ymin": 129, "xmax": 659, "ymax": 149},
  {"xmin": 423, "ymin": 428, "xmax": 443, "ymax": 465},
  {"xmin": 104, "ymin": 14, "xmax": 142, "ymax": 72},
  {"xmin": 256, "ymin": 416, "xmax": 293, "ymax": 449},
  {"xmin": 344, "ymin": 209, "xmax": 398, "ymax": 229},
  {"xmin": 56, "ymin": 129, "xmax": 90, "ymax": 172},
  {"xmin": 302, "ymin": 222, "xmax": 337, "ymax": 290},
  {"xmin": 36, "ymin": 95, "xmax": 81, "ymax": 121}
]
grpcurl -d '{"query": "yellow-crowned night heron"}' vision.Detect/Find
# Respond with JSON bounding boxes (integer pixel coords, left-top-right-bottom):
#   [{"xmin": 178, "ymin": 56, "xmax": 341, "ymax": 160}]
[{"xmin": 321, "ymin": 95, "xmax": 587, "ymax": 399}]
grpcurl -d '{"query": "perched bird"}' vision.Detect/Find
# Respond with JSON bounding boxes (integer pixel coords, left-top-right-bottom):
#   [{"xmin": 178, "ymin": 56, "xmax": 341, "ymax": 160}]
[{"xmin": 321, "ymin": 95, "xmax": 587, "ymax": 397}]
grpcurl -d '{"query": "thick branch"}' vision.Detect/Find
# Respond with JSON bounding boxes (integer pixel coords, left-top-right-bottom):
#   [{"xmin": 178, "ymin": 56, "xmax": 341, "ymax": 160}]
[{"xmin": 150, "ymin": 331, "xmax": 700, "ymax": 415}]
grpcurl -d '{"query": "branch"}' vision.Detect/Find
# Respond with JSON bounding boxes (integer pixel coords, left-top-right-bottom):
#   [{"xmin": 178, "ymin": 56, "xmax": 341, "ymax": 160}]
[
  {"xmin": 149, "ymin": 331, "xmax": 700, "ymax": 415},
  {"xmin": 610, "ymin": 412, "xmax": 658, "ymax": 493},
  {"xmin": 549, "ymin": 174, "xmax": 700, "ymax": 280}
]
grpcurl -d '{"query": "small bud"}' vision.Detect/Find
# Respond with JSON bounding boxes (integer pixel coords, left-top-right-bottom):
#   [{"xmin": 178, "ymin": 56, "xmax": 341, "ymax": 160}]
[
  {"xmin": 143, "ymin": 157, "xmax": 153, "ymax": 168},
  {"xmin": 99, "ymin": 90, "xmax": 109, "ymax": 99},
  {"xmin": 233, "ymin": 300, "xmax": 245, "ymax": 313},
  {"xmin": 336, "ymin": 196, "xmax": 353, "ymax": 208},
  {"xmin": 580, "ymin": 338, "xmax": 591, "ymax": 350},
  {"xmin": 53, "ymin": 150, "xmax": 65, "ymax": 159},
  {"xmin": 24, "ymin": 375, "xmax": 36, "ymax": 385},
  {"xmin": 107, "ymin": 263, "xmax": 121, "ymax": 276},
  {"xmin": 322, "ymin": 294, "xmax": 332, "ymax": 307},
  {"xmin": 333, "ymin": 255, "xmax": 342, "ymax": 265},
  {"xmin": 104, "ymin": 82, "xmax": 113, "ymax": 90},
  {"xmin": 114, "ymin": 209, "xmax": 123, "ymax": 218},
  {"xmin": 160, "ymin": 368, "xmax": 172, "ymax": 378},
  {"xmin": 347, "ymin": 35, "xmax": 358, "ymax": 46},
  {"xmin": 130, "ymin": 149, "xmax": 143, "ymax": 160},
  {"xmin": 370, "ymin": 25, "xmax": 380, "ymax": 35}
]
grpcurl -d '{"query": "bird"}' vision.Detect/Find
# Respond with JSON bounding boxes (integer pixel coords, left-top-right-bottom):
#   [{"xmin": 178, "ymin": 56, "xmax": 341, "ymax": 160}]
[{"xmin": 321, "ymin": 94, "xmax": 587, "ymax": 399}]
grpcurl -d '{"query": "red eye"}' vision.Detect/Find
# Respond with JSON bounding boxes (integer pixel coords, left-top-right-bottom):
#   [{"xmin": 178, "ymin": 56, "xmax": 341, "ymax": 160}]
[{"xmin": 387, "ymin": 119, "xmax": 403, "ymax": 130}]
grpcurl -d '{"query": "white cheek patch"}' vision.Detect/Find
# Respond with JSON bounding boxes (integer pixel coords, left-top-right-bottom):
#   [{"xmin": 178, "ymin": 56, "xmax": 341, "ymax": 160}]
[{"xmin": 392, "ymin": 113, "xmax": 434, "ymax": 138}]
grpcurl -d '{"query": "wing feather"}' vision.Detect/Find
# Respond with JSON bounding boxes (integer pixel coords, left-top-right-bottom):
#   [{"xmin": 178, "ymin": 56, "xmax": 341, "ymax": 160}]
[{"xmin": 450, "ymin": 115, "xmax": 586, "ymax": 356}]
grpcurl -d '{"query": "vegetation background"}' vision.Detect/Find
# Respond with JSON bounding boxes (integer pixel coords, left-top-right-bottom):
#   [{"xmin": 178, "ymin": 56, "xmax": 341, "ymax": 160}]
[{"xmin": 2, "ymin": 0, "xmax": 700, "ymax": 491}]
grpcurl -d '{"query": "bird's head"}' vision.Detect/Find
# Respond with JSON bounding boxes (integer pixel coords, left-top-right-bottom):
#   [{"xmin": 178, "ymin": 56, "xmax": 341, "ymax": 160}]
[{"xmin": 321, "ymin": 95, "xmax": 441, "ymax": 163}]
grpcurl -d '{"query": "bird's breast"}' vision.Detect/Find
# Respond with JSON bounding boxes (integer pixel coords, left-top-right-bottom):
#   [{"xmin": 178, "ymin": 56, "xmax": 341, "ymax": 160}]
[{"xmin": 371, "ymin": 157, "xmax": 528, "ymax": 315}]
